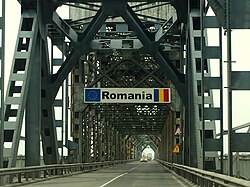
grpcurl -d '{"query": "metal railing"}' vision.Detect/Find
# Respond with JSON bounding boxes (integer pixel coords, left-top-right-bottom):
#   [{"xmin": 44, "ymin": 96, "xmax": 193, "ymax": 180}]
[
  {"xmin": 157, "ymin": 159, "xmax": 250, "ymax": 187},
  {"xmin": 0, "ymin": 160, "xmax": 129, "ymax": 186}
]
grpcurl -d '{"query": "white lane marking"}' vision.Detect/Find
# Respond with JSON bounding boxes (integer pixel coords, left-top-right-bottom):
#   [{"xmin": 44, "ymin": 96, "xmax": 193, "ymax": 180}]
[
  {"xmin": 100, "ymin": 173, "xmax": 128, "ymax": 187},
  {"xmin": 128, "ymin": 165, "xmax": 139, "ymax": 172},
  {"xmin": 172, "ymin": 176, "xmax": 187, "ymax": 187}
]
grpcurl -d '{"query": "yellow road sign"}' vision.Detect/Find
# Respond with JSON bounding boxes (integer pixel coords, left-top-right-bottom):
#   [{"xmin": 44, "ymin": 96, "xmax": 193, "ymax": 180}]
[{"xmin": 173, "ymin": 144, "xmax": 180, "ymax": 154}]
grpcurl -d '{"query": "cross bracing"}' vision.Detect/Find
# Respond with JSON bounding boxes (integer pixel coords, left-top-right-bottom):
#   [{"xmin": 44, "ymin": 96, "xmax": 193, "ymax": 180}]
[
  {"xmin": 0, "ymin": 0, "xmax": 201, "ymax": 168},
  {"xmin": 1, "ymin": 0, "xmax": 250, "ymax": 179}
]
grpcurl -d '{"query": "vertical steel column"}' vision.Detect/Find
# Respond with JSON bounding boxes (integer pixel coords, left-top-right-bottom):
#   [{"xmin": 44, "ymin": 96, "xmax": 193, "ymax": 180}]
[
  {"xmin": 65, "ymin": 77, "xmax": 69, "ymax": 159},
  {"xmin": 171, "ymin": 111, "xmax": 176, "ymax": 163},
  {"xmin": 83, "ymin": 108, "xmax": 89, "ymax": 162},
  {"xmin": 71, "ymin": 111, "xmax": 83, "ymax": 163},
  {"xmin": 115, "ymin": 131, "xmax": 119, "ymax": 160},
  {"xmin": 25, "ymin": 34, "xmax": 41, "ymax": 167},
  {"xmin": 96, "ymin": 113, "xmax": 100, "ymax": 162},
  {"xmin": 185, "ymin": 2, "xmax": 193, "ymax": 165},
  {"xmin": 118, "ymin": 133, "xmax": 123, "ymax": 160},
  {"xmin": 162, "ymin": 122, "xmax": 167, "ymax": 161},
  {"xmin": 117, "ymin": 132, "xmax": 120, "ymax": 160},
  {"xmin": 201, "ymin": 0, "xmax": 205, "ymax": 170},
  {"xmin": 184, "ymin": 31, "xmax": 191, "ymax": 166},
  {"xmin": 92, "ymin": 109, "xmax": 95, "ymax": 162},
  {"xmin": 114, "ymin": 131, "xmax": 117, "ymax": 160},
  {"xmin": 125, "ymin": 137, "xmax": 129, "ymax": 160},
  {"xmin": 126, "ymin": 137, "xmax": 131, "ymax": 160},
  {"xmin": 201, "ymin": 7, "xmax": 223, "ymax": 172},
  {"xmin": 71, "ymin": 58, "xmax": 85, "ymax": 163},
  {"xmin": 51, "ymin": 37, "xmax": 66, "ymax": 164},
  {"xmin": 110, "ymin": 127, "xmax": 115, "ymax": 161},
  {"xmin": 185, "ymin": 39, "xmax": 194, "ymax": 167},
  {"xmin": 107, "ymin": 122, "xmax": 111, "ymax": 161},
  {"xmin": 158, "ymin": 131, "xmax": 163, "ymax": 160},
  {"xmin": 107, "ymin": 123, "xmax": 112, "ymax": 161},
  {"xmin": 90, "ymin": 108, "xmax": 94, "ymax": 162},
  {"xmin": 4, "ymin": 11, "xmax": 39, "ymax": 167},
  {"xmin": 121, "ymin": 136, "xmax": 126, "ymax": 160},
  {"xmin": 93, "ymin": 109, "xmax": 99, "ymax": 162},
  {"xmin": 186, "ymin": 1, "xmax": 220, "ymax": 169},
  {"xmin": 99, "ymin": 118, "xmax": 105, "ymax": 162},
  {"xmin": 105, "ymin": 121, "xmax": 109, "ymax": 161},
  {"xmin": 130, "ymin": 137, "xmax": 135, "ymax": 159},
  {"xmin": 169, "ymin": 111, "xmax": 176, "ymax": 163},
  {"xmin": 226, "ymin": 0, "xmax": 233, "ymax": 176},
  {"xmin": 186, "ymin": 2, "xmax": 203, "ymax": 168},
  {"xmin": 219, "ymin": 27, "xmax": 224, "ymax": 173},
  {"xmin": 87, "ymin": 108, "xmax": 92, "ymax": 162},
  {"xmin": 78, "ymin": 112, "xmax": 83, "ymax": 163},
  {"xmin": 119, "ymin": 136, "xmax": 123, "ymax": 160},
  {"xmin": 0, "ymin": 0, "xmax": 5, "ymax": 169}
]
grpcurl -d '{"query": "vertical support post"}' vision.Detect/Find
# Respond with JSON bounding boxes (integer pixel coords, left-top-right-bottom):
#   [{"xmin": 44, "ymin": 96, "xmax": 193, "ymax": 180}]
[
  {"xmin": 105, "ymin": 121, "xmax": 109, "ymax": 161},
  {"xmin": 186, "ymin": 35, "xmax": 196, "ymax": 167},
  {"xmin": 183, "ymin": 34, "xmax": 190, "ymax": 166},
  {"xmin": 83, "ymin": 109, "xmax": 88, "ymax": 162},
  {"xmin": 78, "ymin": 112, "xmax": 83, "ymax": 163},
  {"xmin": 0, "ymin": 0, "xmax": 5, "ymax": 169},
  {"xmin": 185, "ymin": 3, "xmax": 193, "ymax": 164},
  {"xmin": 219, "ymin": 27, "xmax": 224, "ymax": 174},
  {"xmin": 200, "ymin": 0, "xmax": 205, "ymax": 170},
  {"xmin": 100, "ymin": 118, "xmax": 105, "ymax": 162},
  {"xmin": 95, "ymin": 113, "xmax": 98, "ymax": 162},
  {"xmin": 25, "ymin": 35, "xmax": 41, "ymax": 167},
  {"xmin": 92, "ymin": 110, "xmax": 96, "ymax": 162},
  {"xmin": 61, "ymin": 82, "xmax": 64, "ymax": 163},
  {"xmin": 51, "ymin": 36, "xmax": 66, "ymax": 164},
  {"xmin": 115, "ymin": 131, "xmax": 119, "ymax": 160},
  {"xmin": 65, "ymin": 78, "xmax": 69, "ymax": 160},
  {"xmin": 226, "ymin": 0, "xmax": 233, "ymax": 176},
  {"xmin": 110, "ymin": 127, "xmax": 114, "ymax": 161},
  {"xmin": 118, "ymin": 133, "xmax": 122, "ymax": 160},
  {"xmin": 163, "ymin": 121, "xmax": 168, "ymax": 161},
  {"xmin": 89, "ymin": 108, "xmax": 94, "ymax": 162}
]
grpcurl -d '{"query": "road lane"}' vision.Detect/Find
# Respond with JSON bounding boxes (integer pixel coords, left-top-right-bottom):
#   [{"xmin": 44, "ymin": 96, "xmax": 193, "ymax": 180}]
[
  {"xmin": 101, "ymin": 161, "xmax": 191, "ymax": 187},
  {"xmin": 25, "ymin": 161, "xmax": 195, "ymax": 187}
]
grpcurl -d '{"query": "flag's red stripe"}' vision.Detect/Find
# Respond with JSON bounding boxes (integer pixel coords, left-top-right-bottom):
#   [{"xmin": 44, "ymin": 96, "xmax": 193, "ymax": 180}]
[{"xmin": 164, "ymin": 89, "xmax": 169, "ymax": 102}]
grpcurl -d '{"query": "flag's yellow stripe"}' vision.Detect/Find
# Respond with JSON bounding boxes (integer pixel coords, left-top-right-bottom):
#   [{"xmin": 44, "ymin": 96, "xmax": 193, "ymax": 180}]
[{"xmin": 159, "ymin": 89, "xmax": 164, "ymax": 102}]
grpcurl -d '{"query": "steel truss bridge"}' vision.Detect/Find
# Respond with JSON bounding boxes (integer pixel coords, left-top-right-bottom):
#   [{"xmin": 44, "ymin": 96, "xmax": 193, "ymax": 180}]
[{"xmin": 1, "ymin": 0, "xmax": 250, "ymax": 184}]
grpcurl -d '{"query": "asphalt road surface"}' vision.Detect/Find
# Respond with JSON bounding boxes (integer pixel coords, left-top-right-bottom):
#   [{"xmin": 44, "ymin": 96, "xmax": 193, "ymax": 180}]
[{"xmin": 25, "ymin": 161, "xmax": 195, "ymax": 187}]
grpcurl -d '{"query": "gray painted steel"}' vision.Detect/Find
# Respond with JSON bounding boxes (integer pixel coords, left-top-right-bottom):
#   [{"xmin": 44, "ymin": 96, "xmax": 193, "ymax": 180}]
[
  {"xmin": 3, "ymin": 11, "xmax": 39, "ymax": 167},
  {"xmin": 25, "ymin": 32, "xmax": 41, "ymax": 167},
  {"xmin": 0, "ymin": 0, "xmax": 5, "ymax": 170},
  {"xmin": 1, "ymin": 1, "xmax": 250, "ymax": 182}
]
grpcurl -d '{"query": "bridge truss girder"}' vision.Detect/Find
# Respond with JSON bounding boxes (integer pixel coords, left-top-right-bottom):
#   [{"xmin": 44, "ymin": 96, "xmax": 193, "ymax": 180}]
[
  {"xmin": 67, "ymin": 1, "xmax": 181, "ymax": 165},
  {"xmin": 2, "ymin": 1, "xmax": 250, "ymax": 176},
  {"xmin": 0, "ymin": 0, "xmax": 190, "ymax": 168}
]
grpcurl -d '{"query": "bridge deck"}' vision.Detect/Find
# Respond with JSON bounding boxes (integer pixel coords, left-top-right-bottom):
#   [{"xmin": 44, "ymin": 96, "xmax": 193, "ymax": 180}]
[{"xmin": 24, "ymin": 161, "xmax": 194, "ymax": 187}]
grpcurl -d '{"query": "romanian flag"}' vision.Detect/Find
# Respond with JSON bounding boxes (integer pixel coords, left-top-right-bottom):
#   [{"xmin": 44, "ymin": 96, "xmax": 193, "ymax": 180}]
[{"xmin": 154, "ymin": 88, "xmax": 170, "ymax": 103}]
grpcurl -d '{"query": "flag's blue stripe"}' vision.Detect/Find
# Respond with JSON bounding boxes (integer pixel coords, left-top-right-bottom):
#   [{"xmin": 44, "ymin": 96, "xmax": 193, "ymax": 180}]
[{"xmin": 154, "ymin": 89, "xmax": 159, "ymax": 102}]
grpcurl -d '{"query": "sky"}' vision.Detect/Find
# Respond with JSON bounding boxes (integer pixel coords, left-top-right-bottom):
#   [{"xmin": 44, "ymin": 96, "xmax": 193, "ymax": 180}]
[{"xmin": 4, "ymin": 2, "xmax": 250, "ymax": 155}]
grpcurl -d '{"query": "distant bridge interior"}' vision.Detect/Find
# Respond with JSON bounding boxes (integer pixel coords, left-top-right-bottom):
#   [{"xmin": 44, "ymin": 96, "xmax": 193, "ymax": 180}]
[{"xmin": 1, "ymin": 0, "xmax": 250, "ymax": 185}]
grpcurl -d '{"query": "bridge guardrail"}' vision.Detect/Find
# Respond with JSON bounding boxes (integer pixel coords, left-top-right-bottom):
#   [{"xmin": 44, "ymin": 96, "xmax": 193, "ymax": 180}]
[
  {"xmin": 0, "ymin": 160, "xmax": 131, "ymax": 186},
  {"xmin": 157, "ymin": 159, "xmax": 250, "ymax": 187}
]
